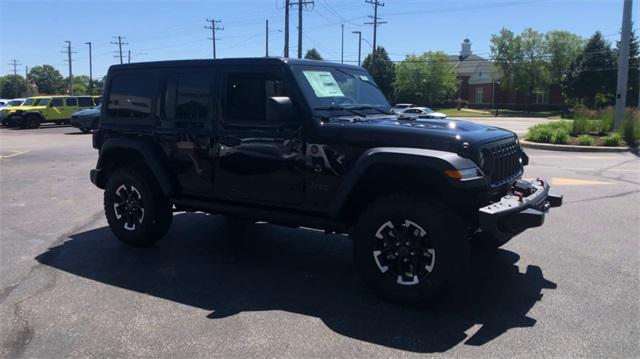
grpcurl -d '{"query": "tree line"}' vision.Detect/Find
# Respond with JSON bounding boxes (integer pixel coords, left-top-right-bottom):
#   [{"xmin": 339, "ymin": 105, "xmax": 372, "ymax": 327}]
[
  {"xmin": 307, "ymin": 27, "xmax": 638, "ymax": 109},
  {"xmin": 0, "ymin": 65, "xmax": 104, "ymax": 98}
]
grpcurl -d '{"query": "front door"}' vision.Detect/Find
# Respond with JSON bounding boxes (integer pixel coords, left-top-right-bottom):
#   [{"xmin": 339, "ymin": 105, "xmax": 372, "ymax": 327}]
[{"xmin": 213, "ymin": 66, "xmax": 304, "ymax": 206}]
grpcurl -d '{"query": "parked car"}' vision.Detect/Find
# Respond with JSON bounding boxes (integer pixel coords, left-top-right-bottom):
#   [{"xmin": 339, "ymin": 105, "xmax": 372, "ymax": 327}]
[
  {"xmin": 398, "ymin": 107, "xmax": 447, "ymax": 119},
  {"xmin": 71, "ymin": 104, "xmax": 101, "ymax": 133},
  {"xmin": 90, "ymin": 58, "xmax": 562, "ymax": 306},
  {"xmin": 391, "ymin": 103, "xmax": 415, "ymax": 114},
  {"xmin": 0, "ymin": 95, "xmax": 97, "ymax": 128},
  {"xmin": 0, "ymin": 98, "xmax": 24, "ymax": 108}
]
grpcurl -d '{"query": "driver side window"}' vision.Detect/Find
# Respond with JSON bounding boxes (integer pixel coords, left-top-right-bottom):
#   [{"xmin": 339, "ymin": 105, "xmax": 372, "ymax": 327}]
[{"xmin": 224, "ymin": 72, "xmax": 287, "ymax": 125}]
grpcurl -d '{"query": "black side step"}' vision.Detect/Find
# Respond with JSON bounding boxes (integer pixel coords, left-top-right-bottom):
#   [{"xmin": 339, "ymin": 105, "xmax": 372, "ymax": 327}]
[{"xmin": 172, "ymin": 197, "xmax": 348, "ymax": 233}]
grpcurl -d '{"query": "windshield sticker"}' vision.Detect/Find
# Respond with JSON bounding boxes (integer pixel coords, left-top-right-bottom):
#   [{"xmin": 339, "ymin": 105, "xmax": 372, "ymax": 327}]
[
  {"xmin": 358, "ymin": 75, "xmax": 370, "ymax": 82},
  {"xmin": 302, "ymin": 71, "xmax": 345, "ymax": 98}
]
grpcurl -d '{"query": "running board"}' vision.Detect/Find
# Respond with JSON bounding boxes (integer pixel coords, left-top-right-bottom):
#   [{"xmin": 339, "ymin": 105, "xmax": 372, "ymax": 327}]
[{"xmin": 172, "ymin": 197, "xmax": 348, "ymax": 233}]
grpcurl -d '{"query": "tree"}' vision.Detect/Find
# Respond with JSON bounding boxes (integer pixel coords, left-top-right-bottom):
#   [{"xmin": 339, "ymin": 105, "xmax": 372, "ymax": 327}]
[
  {"xmin": 66, "ymin": 75, "xmax": 91, "ymax": 95},
  {"xmin": 362, "ymin": 46, "xmax": 395, "ymax": 100},
  {"xmin": 517, "ymin": 28, "xmax": 551, "ymax": 104},
  {"xmin": 27, "ymin": 65, "xmax": 65, "ymax": 94},
  {"xmin": 490, "ymin": 28, "xmax": 522, "ymax": 90},
  {"xmin": 304, "ymin": 48, "xmax": 323, "ymax": 61},
  {"xmin": 563, "ymin": 32, "xmax": 616, "ymax": 108},
  {"xmin": 0, "ymin": 75, "xmax": 29, "ymax": 98},
  {"xmin": 545, "ymin": 31, "xmax": 584, "ymax": 85},
  {"xmin": 394, "ymin": 51, "xmax": 457, "ymax": 105}
]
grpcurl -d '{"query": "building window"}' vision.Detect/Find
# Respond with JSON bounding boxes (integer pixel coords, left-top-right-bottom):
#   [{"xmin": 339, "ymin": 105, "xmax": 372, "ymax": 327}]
[
  {"xmin": 475, "ymin": 87, "xmax": 484, "ymax": 104},
  {"xmin": 535, "ymin": 89, "xmax": 549, "ymax": 104}
]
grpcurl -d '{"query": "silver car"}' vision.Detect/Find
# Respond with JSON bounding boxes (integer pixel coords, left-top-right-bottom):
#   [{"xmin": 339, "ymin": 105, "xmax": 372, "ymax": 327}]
[{"xmin": 398, "ymin": 107, "xmax": 447, "ymax": 119}]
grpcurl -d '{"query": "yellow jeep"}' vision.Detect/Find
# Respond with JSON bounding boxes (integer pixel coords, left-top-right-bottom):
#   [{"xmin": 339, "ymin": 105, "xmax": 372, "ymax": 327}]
[{"xmin": 0, "ymin": 95, "xmax": 97, "ymax": 129}]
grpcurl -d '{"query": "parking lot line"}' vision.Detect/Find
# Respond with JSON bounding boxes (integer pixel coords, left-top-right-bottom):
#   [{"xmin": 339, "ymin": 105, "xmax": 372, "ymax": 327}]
[{"xmin": 0, "ymin": 150, "xmax": 29, "ymax": 159}]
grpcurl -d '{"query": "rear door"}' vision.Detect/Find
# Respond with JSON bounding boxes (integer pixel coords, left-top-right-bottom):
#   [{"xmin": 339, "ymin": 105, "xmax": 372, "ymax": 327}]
[
  {"xmin": 212, "ymin": 65, "xmax": 304, "ymax": 205},
  {"xmin": 47, "ymin": 98, "xmax": 64, "ymax": 120},
  {"xmin": 156, "ymin": 67, "xmax": 217, "ymax": 195},
  {"xmin": 63, "ymin": 97, "xmax": 79, "ymax": 118}
]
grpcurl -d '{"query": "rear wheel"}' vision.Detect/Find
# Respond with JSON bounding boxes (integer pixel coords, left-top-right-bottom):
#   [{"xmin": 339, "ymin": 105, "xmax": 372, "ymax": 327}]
[
  {"xmin": 80, "ymin": 128, "xmax": 91, "ymax": 134},
  {"xmin": 104, "ymin": 167, "xmax": 173, "ymax": 246},
  {"xmin": 353, "ymin": 193, "xmax": 469, "ymax": 307}
]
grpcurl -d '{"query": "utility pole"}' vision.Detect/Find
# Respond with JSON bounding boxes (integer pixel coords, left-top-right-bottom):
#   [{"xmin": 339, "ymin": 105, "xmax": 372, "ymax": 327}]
[
  {"xmin": 284, "ymin": 0, "xmax": 290, "ymax": 57},
  {"xmin": 291, "ymin": 0, "xmax": 314, "ymax": 59},
  {"xmin": 85, "ymin": 42, "xmax": 93, "ymax": 95},
  {"xmin": 266, "ymin": 19, "xmax": 269, "ymax": 57},
  {"xmin": 63, "ymin": 41, "xmax": 75, "ymax": 95},
  {"xmin": 352, "ymin": 31, "xmax": 362, "ymax": 66},
  {"xmin": 111, "ymin": 36, "xmax": 127, "ymax": 64},
  {"xmin": 128, "ymin": 50, "xmax": 131, "ymax": 64},
  {"xmin": 25, "ymin": 66, "xmax": 28, "ymax": 78},
  {"xmin": 205, "ymin": 18, "xmax": 223, "ymax": 59},
  {"xmin": 614, "ymin": 0, "xmax": 633, "ymax": 130},
  {"xmin": 8, "ymin": 59, "xmax": 20, "ymax": 76},
  {"xmin": 364, "ymin": 0, "xmax": 386, "ymax": 60},
  {"xmin": 341, "ymin": 23, "xmax": 344, "ymax": 64}
]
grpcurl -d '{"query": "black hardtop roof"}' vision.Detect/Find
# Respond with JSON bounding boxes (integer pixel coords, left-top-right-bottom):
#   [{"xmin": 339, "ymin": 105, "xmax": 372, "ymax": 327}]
[{"xmin": 108, "ymin": 57, "xmax": 363, "ymax": 72}]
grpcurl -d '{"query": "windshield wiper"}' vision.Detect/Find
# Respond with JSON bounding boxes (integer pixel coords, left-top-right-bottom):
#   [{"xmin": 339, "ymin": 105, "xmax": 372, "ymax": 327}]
[
  {"xmin": 347, "ymin": 105, "xmax": 393, "ymax": 115},
  {"xmin": 314, "ymin": 105, "xmax": 367, "ymax": 118}
]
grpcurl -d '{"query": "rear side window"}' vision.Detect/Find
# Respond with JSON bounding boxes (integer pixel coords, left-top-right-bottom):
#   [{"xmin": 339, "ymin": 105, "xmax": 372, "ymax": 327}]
[
  {"xmin": 50, "ymin": 98, "xmax": 62, "ymax": 107},
  {"xmin": 163, "ymin": 72, "xmax": 213, "ymax": 128},
  {"xmin": 107, "ymin": 74, "xmax": 156, "ymax": 119},
  {"xmin": 66, "ymin": 98, "xmax": 77, "ymax": 106},
  {"xmin": 78, "ymin": 97, "xmax": 93, "ymax": 107}
]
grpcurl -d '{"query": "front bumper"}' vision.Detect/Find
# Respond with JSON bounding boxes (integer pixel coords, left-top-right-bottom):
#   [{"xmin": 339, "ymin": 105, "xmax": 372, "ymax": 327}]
[{"xmin": 478, "ymin": 178, "xmax": 562, "ymax": 242}]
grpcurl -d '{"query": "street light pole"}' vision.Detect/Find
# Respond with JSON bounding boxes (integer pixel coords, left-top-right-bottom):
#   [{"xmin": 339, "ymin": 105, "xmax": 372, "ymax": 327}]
[{"xmin": 85, "ymin": 42, "xmax": 93, "ymax": 95}]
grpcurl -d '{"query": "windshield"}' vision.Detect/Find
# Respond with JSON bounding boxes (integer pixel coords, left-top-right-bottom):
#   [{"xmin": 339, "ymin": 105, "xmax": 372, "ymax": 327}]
[
  {"xmin": 8, "ymin": 100, "xmax": 23, "ymax": 106},
  {"xmin": 35, "ymin": 98, "xmax": 51, "ymax": 106},
  {"xmin": 292, "ymin": 65, "xmax": 391, "ymax": 115},
  {"xmin": 23, "ymin": 98, "xmax": 36, "ymax": 106}
]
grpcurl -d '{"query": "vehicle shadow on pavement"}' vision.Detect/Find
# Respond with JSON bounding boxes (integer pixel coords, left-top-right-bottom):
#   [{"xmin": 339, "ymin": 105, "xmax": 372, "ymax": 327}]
[{"xmin": 36, "ymin": 213, "xmax": 556, "ymax": 353}]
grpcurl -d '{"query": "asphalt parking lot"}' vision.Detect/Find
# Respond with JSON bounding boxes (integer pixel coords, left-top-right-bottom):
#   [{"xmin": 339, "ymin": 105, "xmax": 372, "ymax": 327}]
[{"xmin": 1, "ymin": 124, "xmax": 639, "ymax": 358}]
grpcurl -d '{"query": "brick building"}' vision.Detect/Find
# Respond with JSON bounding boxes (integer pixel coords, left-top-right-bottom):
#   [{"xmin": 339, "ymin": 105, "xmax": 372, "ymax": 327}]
[{"xmin": 450, "ymin": 39, "xmax": 564, "ymax": 109}]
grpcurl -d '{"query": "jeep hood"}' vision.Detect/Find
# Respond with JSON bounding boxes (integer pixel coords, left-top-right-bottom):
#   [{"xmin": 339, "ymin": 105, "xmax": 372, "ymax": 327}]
[{"xmin": 317, "ymin": 116, "xmax": 517, "ymax": 152}]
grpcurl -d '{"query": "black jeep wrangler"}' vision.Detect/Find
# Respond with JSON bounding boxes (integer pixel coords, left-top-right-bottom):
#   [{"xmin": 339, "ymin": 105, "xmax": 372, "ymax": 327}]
[{"xmin": 90, "ymin": 58, "xmax": 561, "ymax": 306}]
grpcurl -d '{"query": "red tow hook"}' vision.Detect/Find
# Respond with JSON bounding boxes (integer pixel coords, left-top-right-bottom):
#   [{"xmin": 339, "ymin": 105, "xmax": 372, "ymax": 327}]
[{"xmin": 513, "ymin": 190, "xmax": 524, "ymax": 202}]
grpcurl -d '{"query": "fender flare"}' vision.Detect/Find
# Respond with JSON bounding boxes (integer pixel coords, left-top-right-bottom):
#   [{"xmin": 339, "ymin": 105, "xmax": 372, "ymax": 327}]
[
  {"xmin": 328, "ymin": 147, "xmax": 483, "ymax": 218},
  {"xmin": 95, "ymin": 138, "xmax": 176, "ymax": 195}
]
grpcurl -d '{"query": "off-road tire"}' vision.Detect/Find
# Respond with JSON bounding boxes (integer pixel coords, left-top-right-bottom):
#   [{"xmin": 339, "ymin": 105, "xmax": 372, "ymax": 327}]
[
  {"xmin": 104, "ymin": 167, "xmax": 173, "ymax": 246},
  {"xmin": 353, "ymin": 193, "xmax": 469, "ymax": 307}
]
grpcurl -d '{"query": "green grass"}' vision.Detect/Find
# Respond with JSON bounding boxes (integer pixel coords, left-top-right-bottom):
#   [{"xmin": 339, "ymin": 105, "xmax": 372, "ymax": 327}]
[
  {"xmin": 437, "ymin": 108, "xmax": 492, "ymax": 117},
  {"xmin": 603, "ymin": 133, "xmax": 622, "ymax": 146},
  {"xmin": 436, "ymin": 108, "xmax": 561, "ymax": 118}
]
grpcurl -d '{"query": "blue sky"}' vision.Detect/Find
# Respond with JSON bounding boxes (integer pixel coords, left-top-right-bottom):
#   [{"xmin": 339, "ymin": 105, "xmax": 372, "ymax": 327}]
[{"xmin": 0, "ymin": 0, "xmax": 631, "ymax": 79}]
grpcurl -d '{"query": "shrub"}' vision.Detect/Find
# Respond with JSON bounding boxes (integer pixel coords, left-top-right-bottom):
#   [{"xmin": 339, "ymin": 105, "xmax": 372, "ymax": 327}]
[
  {"xmin": 551, "ymin": 128, "xmax": 569, "ymax": 144},
  {"xmin": 577, "ymin": 134, "xmax": 594, "ymax": 146},
  {"xmin": 620, "ymin": 108, "xmax": 640, "ymax": 146},
  {"xmin": 527, "ymin": 121, "xmax": 572, "ymax": 143},
  {"xmin": 603, "ymin": 133, "xmax": 621, "ymax": 146}
]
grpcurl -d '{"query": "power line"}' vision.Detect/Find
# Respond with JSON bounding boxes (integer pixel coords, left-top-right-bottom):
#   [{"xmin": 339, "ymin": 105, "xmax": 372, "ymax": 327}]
[
  {"xmin": 205, "ymin": 18, "xmax": 224, "ymax": 59},
  {"xmin": 110, "ymin": 36, "xmax": 128, "ymax": 64}
]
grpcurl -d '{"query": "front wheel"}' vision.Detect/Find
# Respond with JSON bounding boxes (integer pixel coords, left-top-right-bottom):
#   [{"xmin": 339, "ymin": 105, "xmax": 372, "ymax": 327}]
[
  {"xmin": 104, "ymin": 167, "xmax": 173, "ymax": 246},
  {"xmin": 353, "ymin": 194, "xmax": 469, "ymax": 307}
]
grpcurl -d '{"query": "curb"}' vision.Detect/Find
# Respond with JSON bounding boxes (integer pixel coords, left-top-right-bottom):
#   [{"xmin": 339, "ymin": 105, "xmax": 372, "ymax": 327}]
[{"xmin": 520, "ymin": 139, "xmax": 630, "ymax": 152}]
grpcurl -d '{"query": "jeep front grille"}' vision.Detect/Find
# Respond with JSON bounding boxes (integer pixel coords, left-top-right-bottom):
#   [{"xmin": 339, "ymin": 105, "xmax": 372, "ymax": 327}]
[{"xmin": 482, "ymin": 138, "xmax": 523, "ymax": 187}]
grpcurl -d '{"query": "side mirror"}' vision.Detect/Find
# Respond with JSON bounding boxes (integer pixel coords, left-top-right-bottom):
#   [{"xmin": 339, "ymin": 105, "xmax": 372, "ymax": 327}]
[{"xmin": 266, "ymin": 96, "xmax": 295, "ymax": 123}]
